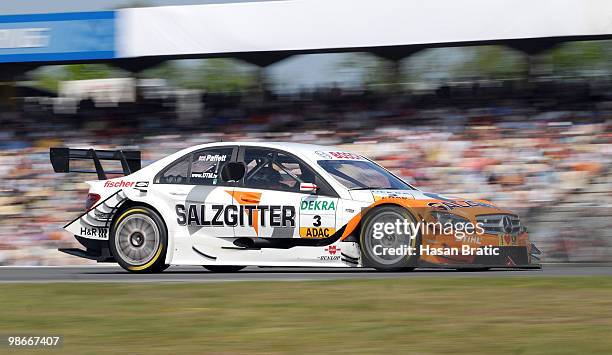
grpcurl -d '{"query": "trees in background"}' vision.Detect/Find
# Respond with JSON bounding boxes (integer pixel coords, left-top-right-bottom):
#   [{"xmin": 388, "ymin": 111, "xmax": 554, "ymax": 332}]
[
  {"xmin": 334, "ymin": 40, "xmax": 612, "ymax": 90},
  {"xmin": 30, "ymin": 59, "xmax": 258, "ymax": 93},
  {"xmin": 30, "ymin": 64, "xmax": 125, "ymax": 92},
  {"xmin": 142, "ymin": 59, "xmax": 257, "ymax": 91},
  {"xmin": 549, "ymin": 40, "xmax": 612, "ymax": 76},
  {"xmin": 28, "ymin": 40, "xmax": 612, "ymax": 93}
]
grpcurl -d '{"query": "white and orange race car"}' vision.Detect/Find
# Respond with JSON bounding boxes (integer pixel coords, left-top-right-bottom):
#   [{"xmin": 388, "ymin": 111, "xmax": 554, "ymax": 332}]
[{"xmin": 51, "ymin": 142, "xmax": 541, "ymax": 273}]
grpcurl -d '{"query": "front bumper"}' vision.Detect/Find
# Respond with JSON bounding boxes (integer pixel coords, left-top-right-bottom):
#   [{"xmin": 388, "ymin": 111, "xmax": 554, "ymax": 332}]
[{"xmin": 418, "ymin": 244, "xmax": 542, "ymax": 269}]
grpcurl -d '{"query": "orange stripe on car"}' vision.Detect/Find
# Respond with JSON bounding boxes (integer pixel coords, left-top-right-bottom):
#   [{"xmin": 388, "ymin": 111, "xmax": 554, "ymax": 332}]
[{"xmin": 226, "ymin": 190, "xmax": 262, "ymax": 235}]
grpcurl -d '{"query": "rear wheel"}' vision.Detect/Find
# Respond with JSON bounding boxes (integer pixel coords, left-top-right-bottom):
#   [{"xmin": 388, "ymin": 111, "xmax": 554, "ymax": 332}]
[
  {"xmin": 110, "ymin": 206, "xmax": 168, "ymax": 273},
  {"xmin": 359, "ymin": 205, "xmax": 420, "ymax": 271},
  {"xmin": 203, "ymin": 265, "xmax": 245, "ymax": 272}
]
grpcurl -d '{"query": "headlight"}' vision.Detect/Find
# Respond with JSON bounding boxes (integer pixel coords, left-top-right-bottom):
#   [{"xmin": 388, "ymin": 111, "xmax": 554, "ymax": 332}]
[{"xmin": 430, "ymin": 211, "xmax": 470, "ymax": 226}]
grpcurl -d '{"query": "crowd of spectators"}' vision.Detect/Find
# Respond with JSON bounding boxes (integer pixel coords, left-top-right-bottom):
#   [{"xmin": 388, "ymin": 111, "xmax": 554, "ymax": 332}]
[{"xmin": 1, "ymin": 79, "xmax": 611, "ymax": 264}]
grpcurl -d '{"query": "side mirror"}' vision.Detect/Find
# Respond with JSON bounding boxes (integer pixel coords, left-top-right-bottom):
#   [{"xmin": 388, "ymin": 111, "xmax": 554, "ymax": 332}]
[
  {"xmin": 220, "ymin": 162, "xmax": 246, "ymax": 182},
  {"xmin": 300, "ymin": 182, "xmax": 318, "ymax": 193}
]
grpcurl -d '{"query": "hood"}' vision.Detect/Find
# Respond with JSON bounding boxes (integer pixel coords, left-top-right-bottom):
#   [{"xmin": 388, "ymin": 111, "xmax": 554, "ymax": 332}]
[
  {"xmin": 365, "ymin": 189, "xmax": 512, "ymax": 220},
  {"xmin": 367, "ymin": 189, "xmax": 472, "ymax": 202}
]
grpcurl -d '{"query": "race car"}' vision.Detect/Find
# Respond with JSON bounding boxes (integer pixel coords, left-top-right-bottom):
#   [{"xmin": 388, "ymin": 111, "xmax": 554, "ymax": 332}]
[{"xmin": 50, "ymin": 142, "xmax": 541, "ymax": 273}]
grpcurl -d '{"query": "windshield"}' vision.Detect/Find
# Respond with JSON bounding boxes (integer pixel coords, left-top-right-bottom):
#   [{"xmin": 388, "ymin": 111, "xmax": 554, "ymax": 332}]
[{"xmin": 317, "ymin": 160, "xmax": 414, "ymax": 190}]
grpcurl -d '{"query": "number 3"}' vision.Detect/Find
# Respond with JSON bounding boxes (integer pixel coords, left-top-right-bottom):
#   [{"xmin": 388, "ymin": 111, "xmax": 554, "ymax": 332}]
[{"xmin": 313, "ymin": 215, "xmax": 321, "ymax": 227}]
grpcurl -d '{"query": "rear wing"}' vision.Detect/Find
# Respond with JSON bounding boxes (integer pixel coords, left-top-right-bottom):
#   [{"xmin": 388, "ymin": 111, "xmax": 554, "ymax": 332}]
[{"xmin": 50, "ymin": 147, "xmax": 141, "ymax": 180}]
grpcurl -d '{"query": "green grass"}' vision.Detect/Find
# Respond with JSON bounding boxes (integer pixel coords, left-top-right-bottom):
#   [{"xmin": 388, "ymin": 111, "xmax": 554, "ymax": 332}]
[{"xmin": 1, "ymin": 277, "xmax": 612, "ymax": 354}]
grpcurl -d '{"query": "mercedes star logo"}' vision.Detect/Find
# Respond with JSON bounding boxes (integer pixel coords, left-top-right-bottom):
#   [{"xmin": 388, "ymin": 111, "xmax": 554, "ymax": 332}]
[{"xmin": 500, "ymin": 215, "xmax": 513, "ymax": 234}]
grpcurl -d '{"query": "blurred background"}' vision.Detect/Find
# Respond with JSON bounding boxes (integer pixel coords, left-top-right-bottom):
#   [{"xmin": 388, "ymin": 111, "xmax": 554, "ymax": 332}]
[{"xmin": 0, "ymin": 0, "xmax": 611, "ymax": 265}]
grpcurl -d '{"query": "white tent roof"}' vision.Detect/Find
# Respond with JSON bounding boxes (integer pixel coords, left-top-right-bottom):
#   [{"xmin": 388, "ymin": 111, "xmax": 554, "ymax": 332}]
[{"xmin": 117, "ymin": 0, "xmax": 612, "ymax": 58}]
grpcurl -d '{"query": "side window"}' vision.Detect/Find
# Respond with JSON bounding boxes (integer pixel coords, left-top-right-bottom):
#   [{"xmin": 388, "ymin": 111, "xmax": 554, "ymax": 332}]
[
  {"xmin": 275, "ymin": 152, "xmax": 315, "ymax": 191},
  {"xmin": 190, "ymin": 148, "xmax": 233, "ymax": 186},
  {"xmin": 243, "ymin": 149, "xmax": 317, "ymax": 193},
  {"xmin": 159, "ymin": 157, "xmax": 190, "ymax": 184},
  {"xmin": 243, "ymin": 149, "xmax": 277, "ymax": 190}
]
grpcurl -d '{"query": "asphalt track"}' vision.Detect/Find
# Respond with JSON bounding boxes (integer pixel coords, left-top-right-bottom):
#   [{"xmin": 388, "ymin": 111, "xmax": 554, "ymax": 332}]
[{"xmin": 0, "ymin": 264, "xmax": 611, "ymax": 283}]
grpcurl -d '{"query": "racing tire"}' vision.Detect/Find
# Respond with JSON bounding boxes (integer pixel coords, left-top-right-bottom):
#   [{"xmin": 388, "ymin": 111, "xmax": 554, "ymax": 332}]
[
  {"xmin": 203, "ymin": 265, "xmax": 246, "ymax": 273},
  {"xmin": 359, "ymin": 205, "xmax": 420, "ymax": 271},
  {"xmin": 110, "ymin": 206, "xmax": 168, "ymax": 273}
]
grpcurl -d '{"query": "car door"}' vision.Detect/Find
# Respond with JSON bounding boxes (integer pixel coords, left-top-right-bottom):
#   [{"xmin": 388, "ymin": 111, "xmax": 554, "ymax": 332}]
[
  {"xmin": 233, "ymin": 147, "xmax": 338, "ymax": 240},
  {"xmin": 153, "ymin": 146, "xmax": 237, "ymax": 253}
]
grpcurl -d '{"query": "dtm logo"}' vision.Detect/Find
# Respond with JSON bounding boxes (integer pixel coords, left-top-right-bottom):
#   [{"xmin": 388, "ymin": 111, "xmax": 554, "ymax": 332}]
[{"xmin": 319, "ymin": 246, "xmax": 341, "ymax": 261}]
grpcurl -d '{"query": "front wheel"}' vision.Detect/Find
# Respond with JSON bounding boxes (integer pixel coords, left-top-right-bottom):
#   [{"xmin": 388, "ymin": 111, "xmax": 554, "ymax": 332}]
[
  {"xmin": 203, "ymin": 265, "xmax": 245, "ymax": 273},
  {"xmin": 110, "ymin": 206, "xmax": 168, "ymax": 273},
  {"xmin": 359, "ymin": 205, "xmax": 420, "ymax": 271}
]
